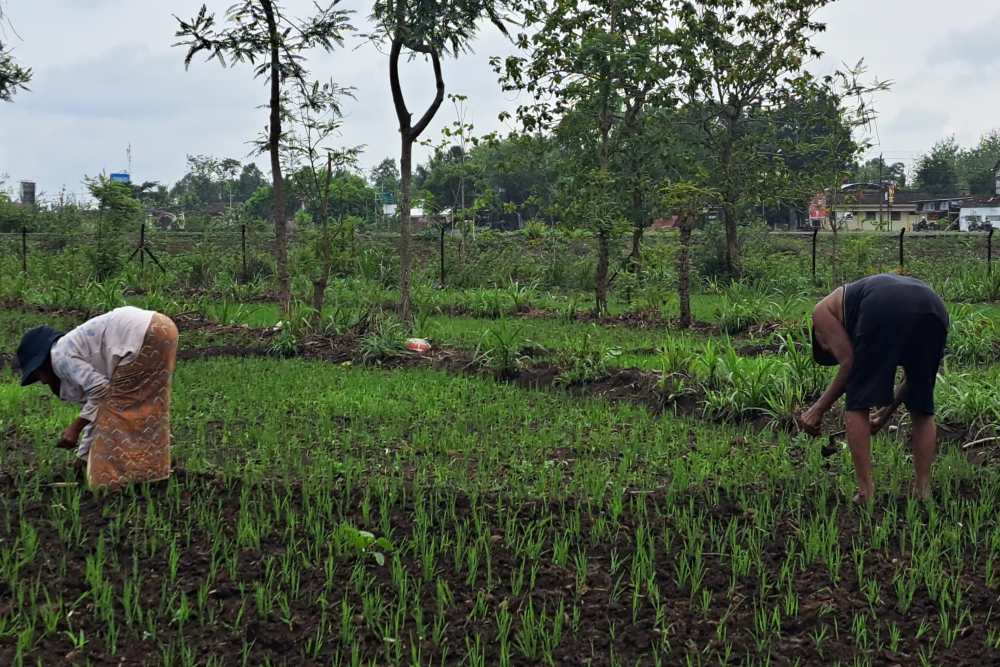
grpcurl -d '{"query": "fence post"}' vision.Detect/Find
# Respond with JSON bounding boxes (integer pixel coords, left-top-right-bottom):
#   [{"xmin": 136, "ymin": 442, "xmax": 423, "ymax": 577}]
[
  {"xmin": 21, "ymin": 226, "xmax": 27, "ymax": 274},
  {"xmin": 811, "ymin": 227, "xmax": 819, "ymax": 284},
  {"xmin": 898, "ymin": 228, "xmax": 905, "ymax": 270},
  {"xmin": 989, "ymin": 227, "xmax": 994, "ymax": 276},
  {"xmin": 439, "ymin": 224, "xmax": 446, "ymax": 287},
  {"xmin": 241, "ymin": 223, "xmax": 248, "ymax": 282}
]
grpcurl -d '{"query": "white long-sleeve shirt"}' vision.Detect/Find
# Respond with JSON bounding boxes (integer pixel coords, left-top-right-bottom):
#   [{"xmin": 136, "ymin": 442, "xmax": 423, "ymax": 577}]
[{"xmin": 50, "ymin": 306, "xmax": 155, "ymax": 458}]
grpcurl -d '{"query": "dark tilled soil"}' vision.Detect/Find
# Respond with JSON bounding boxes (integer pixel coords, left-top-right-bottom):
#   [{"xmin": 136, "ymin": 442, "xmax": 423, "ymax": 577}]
[
  {"xmin": 1, "ymin": 473, "xmax": 997, "ymax": 666},
  {"xmin": 176, "ymin": 333, "xmax": 994, "ymax": 456},
  {"xmin": 176, "ymin": 345, "xmax": 270, "ymax": 361}
]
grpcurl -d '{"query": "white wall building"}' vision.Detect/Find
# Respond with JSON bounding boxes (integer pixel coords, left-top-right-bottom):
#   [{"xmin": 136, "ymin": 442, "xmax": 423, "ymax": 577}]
[
  {"xmin": 958, "ymin": 160, "xmax": 1000, "ymax": 231},
  {"xmin": 958, "ymin": 201, "xmax": 1000, "ymax": 231}
]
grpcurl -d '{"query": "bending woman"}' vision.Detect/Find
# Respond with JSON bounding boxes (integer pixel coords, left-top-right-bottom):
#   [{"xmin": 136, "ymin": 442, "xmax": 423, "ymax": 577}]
[{"xmin": 16, "ymin": 306, "xmax": 178, "ymax": 489}]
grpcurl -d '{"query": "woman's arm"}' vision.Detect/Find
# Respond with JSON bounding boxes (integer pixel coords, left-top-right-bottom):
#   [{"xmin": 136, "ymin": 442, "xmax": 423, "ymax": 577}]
[
  {"xmin": 58, "ymin": 416, "xmax": 92, "ymax": 449},
  {"xmin": 51, "ymin": 353, "xmax": 109, "ymax": 419}
]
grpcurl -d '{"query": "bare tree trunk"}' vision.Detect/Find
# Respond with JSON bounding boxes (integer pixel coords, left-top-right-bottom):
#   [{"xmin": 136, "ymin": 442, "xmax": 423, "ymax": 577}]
[
  {"xmin": 628, "ymin": 185, "xmax": 643, "ymax": 273},
  {"xmin": 720, "ymin": 118, "xmax": 740, "ymax": 278},
  {"xmin": 630, "ymin": 225, "xmax": 643, "ymax": 273},
  {"xmin": 389, "ymin": 37, "xmax": 444, "ymax": 326},
  {"xmin": 723, "ymin": 203, "xmax": 739, "ymax": 278},
  {"xmin": 262, "ymin": 0, "xmax": 290, "ymax": 314},
  {"xmin": 595, "ymin": 230, "xmax": 610, "ymax": 316},
  {"xmin": 309, "ymin": 158, "xmax": 336, "ymax": 325},
  {"xmin": 398, "ymin": 137, "xmax": 414, "ymax": 323},
  {"xmin": 678, "ymin": 224, "xmax": 692, "ymax": 328},
  {"xmin": 311, "ymin": 276, "xmax": 328, "ymax": 319}
]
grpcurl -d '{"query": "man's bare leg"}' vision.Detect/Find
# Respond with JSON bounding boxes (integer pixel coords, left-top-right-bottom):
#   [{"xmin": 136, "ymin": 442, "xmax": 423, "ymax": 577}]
[
  {"xmin": 845, "ymin": 410, "xmax": 875, "ymax": 502},
  {"xmin": 910, "ymin": 412, "xmax": 937, "ymax": 500}
]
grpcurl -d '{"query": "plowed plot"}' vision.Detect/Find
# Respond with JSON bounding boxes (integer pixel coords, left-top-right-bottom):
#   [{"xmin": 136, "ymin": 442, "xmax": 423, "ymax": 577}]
[
  {"xmin": 1, "ymin": 345, "xmax": 999, "ymax": 666},
  {"xmin": 2, "ymin": 473, "xmax": 999, "ymax": 666}
]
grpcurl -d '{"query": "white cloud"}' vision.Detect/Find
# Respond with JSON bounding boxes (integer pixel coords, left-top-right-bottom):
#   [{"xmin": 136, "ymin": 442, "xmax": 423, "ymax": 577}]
[{"xmin": 2, "ymin": 0, "xmax": 1000, "ymax": 196}]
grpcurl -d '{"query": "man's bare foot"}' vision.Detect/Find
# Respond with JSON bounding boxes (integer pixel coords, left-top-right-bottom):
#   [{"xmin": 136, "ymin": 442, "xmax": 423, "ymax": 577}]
[{"xmin": 911, "ymin": 483, "xmax": 932, "ymax": 502}]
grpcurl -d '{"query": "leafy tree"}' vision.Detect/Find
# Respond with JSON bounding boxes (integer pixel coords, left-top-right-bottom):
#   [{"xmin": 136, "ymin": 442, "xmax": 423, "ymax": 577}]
[
  {"xmin": 237, "ymin": 164, "xmax": 268, "ymax": 201},
  {"xmin": 852, "ymin": 157, "xmax": 906, "ymax": 189},
  {"xmin": 170, "ymin": 155, "xmax": 234, "ymax": 209},
  {"xmin": 0, "ymin": 7, "xmax": 31, "ymax": 102},
  {"xmin": 282, "ymin": 80, "xmax": 364, "ymax": 318},
  {"xmin": 370, "ymin": 158, "xmax": 400, "ymax": 200},
  {"xmin": 957, "ymin": 130, "xmax": 1000, "ymax": 196},
  {"xmin": 175, "ymin": 1, "xmax": 353, "ymax": 313},
  {"xmin": 417, "ymin": 94, "xmax": 479, "ymax": 231},
  {"xmin": 620, "ymin": 104, "xmax": 709, "ymax": 268},
  {"xmin": 671, "ymin": 0, "xmax": 834, "ymax": 276},
  {"xmin": 658, "ymin": 182, "xmax": 719, "ymax": 328},
  {"xmin": 414, "ymin": 132, "xmax": 561, "ymax": 228},
  {"xmin": 497, "ymin": 0, "xmax": 673, "ymax": 314},
  {"xmin": 914, "ymin": 138, "xmax": 960, "ymax": 196},
  {"xmin": 86, "ymin": 177, "xmax": 143, "ymax": 278},
  {"xmin": 131, "ymin": 181, "xmax": 171, "ymax": 209},
  {"xmin": 754, "ymin": 76, "xmax": 865, "ymax": 228},
  {"xmin": 369, "ymin": 0, "xmax": 514, "ymax": 324}
]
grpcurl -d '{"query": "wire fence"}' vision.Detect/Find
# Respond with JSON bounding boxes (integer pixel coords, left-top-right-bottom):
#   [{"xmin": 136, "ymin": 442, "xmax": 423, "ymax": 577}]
[
  {"xmin": 0, "ymin": 223, "xmax": 995, "ymax": 293},
  {"xmin": 770, "ymin": 229, "xmax": 995, "ymax": 283}
]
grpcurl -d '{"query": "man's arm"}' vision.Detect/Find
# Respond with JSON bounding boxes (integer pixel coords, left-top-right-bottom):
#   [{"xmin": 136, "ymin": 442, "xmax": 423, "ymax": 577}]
[
  {"xmin": 799, "ymin": 304, "xmax": 855, "ymax": 434},
  {"xmin": 871, "ymin": 379, "xmax": 907, "ymax": 434}
]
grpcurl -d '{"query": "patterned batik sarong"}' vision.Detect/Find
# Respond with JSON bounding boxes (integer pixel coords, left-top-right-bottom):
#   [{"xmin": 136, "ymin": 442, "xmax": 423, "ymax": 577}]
[{"xmin": 86, "ymin": 314, "xmax": 178, "ymax": 489}]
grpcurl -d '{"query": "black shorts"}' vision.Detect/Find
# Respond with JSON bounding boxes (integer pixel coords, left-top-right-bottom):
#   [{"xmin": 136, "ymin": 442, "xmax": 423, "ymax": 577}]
[{"xmin": 845, "ymin": 314, "xmax": 947, "ymax": 415}]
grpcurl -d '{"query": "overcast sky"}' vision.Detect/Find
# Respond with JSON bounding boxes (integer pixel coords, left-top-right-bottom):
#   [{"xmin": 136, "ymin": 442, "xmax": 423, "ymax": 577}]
[{"xmin": 1, "ymin": 0, "xmax": 998, "ymax": 202}]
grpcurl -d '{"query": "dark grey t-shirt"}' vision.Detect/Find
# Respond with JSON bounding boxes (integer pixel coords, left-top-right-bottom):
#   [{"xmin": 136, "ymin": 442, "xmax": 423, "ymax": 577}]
[{"xmin": 842, "ymin": 274, "xmax": 948, "ymax": 343}]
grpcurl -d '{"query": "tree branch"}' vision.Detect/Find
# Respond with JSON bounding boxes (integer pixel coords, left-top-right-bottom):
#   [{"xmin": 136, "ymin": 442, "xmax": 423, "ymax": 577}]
[
  {"xmin": 409, "ymin": 49, "xmax": 445, "ymax": 140},
  {"xmin": 389, "ymin": 37, "xmax": 411, "ymax": 132}
]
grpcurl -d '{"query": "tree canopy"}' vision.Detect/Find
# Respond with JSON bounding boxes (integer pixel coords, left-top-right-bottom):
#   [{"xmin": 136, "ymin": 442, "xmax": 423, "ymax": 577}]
[{"xmin": 0, "ymin": 7, "xmax": 31, "ymax": 102}]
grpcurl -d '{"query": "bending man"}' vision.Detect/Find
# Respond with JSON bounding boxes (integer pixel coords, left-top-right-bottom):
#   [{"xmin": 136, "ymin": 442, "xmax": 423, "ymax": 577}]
[
  {"xmin": 17, "ymin": 306, "xmax": 179, "ymax": 489},
  {"xmin": 799, "ymin": 274, "xmax": 948, "ymax": 502}
]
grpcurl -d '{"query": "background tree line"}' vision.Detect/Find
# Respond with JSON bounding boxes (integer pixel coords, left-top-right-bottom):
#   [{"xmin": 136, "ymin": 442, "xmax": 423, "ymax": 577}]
[
  {"xmin": 4, "ymin": 0, "xmax": 894, "ymax": 317},
  {"xmin": 850, "ymin": 131, "xmax": 1000, "ymax": 197}
]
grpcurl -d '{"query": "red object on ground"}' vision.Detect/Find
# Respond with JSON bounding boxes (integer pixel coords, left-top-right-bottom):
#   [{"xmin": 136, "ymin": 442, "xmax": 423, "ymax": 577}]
[{"xmin": 405, "ymin": 338, "xmax": 431, "ymax": 353}]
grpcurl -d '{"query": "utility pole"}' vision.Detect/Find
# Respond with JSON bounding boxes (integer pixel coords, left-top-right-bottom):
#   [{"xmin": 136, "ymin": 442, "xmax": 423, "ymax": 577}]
[{"xmin": 878, "ymin": 154, "xmax": 885, "ymax": 230}]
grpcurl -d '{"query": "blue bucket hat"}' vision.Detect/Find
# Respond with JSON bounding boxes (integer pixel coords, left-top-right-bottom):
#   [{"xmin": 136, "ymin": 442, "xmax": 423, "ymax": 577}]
[{"xmin": 16, "ymin": 326, "xmax": 63, "ymax": 386}]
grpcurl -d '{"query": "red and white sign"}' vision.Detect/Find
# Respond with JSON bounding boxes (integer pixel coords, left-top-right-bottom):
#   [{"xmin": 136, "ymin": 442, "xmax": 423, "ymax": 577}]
[{"xmin": 809, "ymin": 195, "xmax": 828, "ymax": 221}]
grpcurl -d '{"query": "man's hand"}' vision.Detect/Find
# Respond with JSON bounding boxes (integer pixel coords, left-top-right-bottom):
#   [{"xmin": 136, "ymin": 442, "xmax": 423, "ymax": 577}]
[
  {"xmin": 869, "ymin": 408, "xmax": 889, "ymax": 435},
  {"xmin": 797, "ymin": 404, "xmax": 825, "ymax": 437}
]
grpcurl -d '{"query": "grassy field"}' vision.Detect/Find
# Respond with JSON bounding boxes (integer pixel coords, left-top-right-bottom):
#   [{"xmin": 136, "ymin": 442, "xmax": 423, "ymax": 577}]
[{"xmin": 1, "ymin": 233, "xmax": 999, "ymax": 665}]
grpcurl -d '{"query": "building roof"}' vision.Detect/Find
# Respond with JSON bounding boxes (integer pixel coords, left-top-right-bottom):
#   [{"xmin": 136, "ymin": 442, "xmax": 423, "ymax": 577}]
[
  {"xmin": 908, "ymin": 196, "xmax": 973, "ymax": 204},
  {"xmin": 830, "ymin": 190, "xmax": 970, "ymax": 207},
  {"xmin": 961, "ymin": 196, "xmax": 1000, "ymax": 208},
  {"xmin": 650, "ymin": 216, "xmax": 680, "ymax": 230}
]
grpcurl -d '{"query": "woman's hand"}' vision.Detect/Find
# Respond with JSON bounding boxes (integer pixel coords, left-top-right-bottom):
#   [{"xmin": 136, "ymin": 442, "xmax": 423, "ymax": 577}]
[{"xmin": 57, "ymin": 423, "xmax": 82, "ymax": 450}]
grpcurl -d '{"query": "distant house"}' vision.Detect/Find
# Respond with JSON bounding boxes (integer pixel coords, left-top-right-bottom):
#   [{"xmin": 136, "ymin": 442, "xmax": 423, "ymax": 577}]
[
  {"xmin": 818, "ymin": 182, "xmax": 976, "ymax": 231},
  {"xmin": 911, "ymin": 196, "xmax": 971, "ymax": 228},
  {"xmin": 958, "ymin": 198, "xmax": 1000, "ymax": 231},
  {"xmin": 650, "ymin": 216, "xmax": 679, "ymax": 230},
  {"xmin": 958, "ymin": 161, "xmax": 1000, "ymax": 231},
  {"xmin": 828, "ymin": 187, "xmax": 928, "ymax": 232}
]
